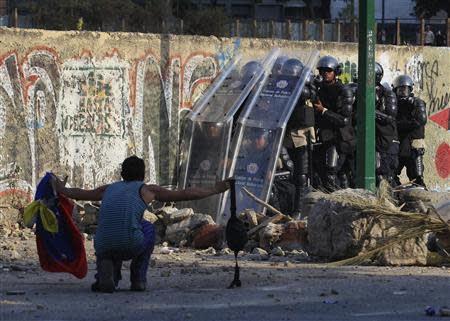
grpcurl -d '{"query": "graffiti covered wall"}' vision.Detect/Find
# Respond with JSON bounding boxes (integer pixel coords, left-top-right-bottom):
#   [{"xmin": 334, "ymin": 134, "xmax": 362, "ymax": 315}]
[{"xmin": 0, "ymin": 29, "xmax": 449, "ymax": 208}]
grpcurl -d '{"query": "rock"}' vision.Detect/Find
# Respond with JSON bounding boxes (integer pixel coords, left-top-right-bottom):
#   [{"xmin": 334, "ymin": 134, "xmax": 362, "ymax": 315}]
[
  {"xmin": 244, "ymin": 239, "xmax": 259, "ymax": 253},
  {"xmin": 276, "ymin": 221, "xmax": 308, "ymax": 251},
  {"xmin": 271, "ymin": 246, "xmax": 285, "ymax": 256},
  {"xmin": 82, "ymin": 203, "xmax": 99, "ymax": 225},
  {"xmin": 159, "ymin": 246, "xmax": 173, "ymax": 254},
  {"xmin": 153, "ymin": 219, "xmax": 166, "ymax": 245},
  {"xmin": 252, "ymin": 247, "xmax": 268, "ymax": 256},
  {"xmin": 164, "ymin": 208, "xmax": 194, "ymax": 225},
  {"xmin": 195, "ymin": 247, "xmax": 216, "ymax": 255},
  {"xmin": 307, "ymin": 189, "xmax": 429, "ymax": 265},
  {"xmin": 191, "ymin": 224, "xmax": 224, "ymax": 250},
  {"xmin": 301, "ymin": 191, "xmax": 325, "ymax": 218},
  {"xmin": 248, "ymin": 254, "xmax": 263, "ymax": 261},
  {"xmin": 238, "ymin": 209, "xmax": 263, "ymax": 228},
  {"xmin": 291, "ymin": 249, "xmax": 309, "ymax": 261},
  {"xmin": 219, "ymin": 248, "xmax": 232, "ymax": 255},
  {"xmin": 397, "ymin": 188, "xmax": 450, "ymax": 213},
  {"xmin": 154, "ymin": 206, "xmax": 178, "ymax": 215},
  {"xmin": 259, "ymin": 223, "xmax": 285, "ymax": 250},
  {"xmin": 165, "ymin": 214, "xmax": 214, "ymax": 246},
  {"xmin": 143, "ymin": 210, "xmax": 159, "ymax": 224}
]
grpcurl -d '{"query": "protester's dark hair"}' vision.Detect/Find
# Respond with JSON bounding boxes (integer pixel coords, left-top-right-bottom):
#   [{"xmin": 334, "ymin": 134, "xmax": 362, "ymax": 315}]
[{"xmin": 121, "ymin": 156, "xmax": 145, "ymax": 181}]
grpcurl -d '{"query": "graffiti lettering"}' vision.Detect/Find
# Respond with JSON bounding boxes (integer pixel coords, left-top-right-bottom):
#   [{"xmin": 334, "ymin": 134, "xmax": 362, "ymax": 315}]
[{"xmin": 407, "ymin": 58, "xmax": 448, "ymax": 116}]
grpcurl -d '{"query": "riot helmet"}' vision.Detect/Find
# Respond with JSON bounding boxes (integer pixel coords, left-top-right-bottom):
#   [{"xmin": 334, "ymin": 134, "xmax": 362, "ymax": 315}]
[
  {"xmin": 375, "ymin": 62, "xmax": 384, "ymax": 84},
  {"xmin": 281, "ymin": 58, "xmax": 304, "ymax": 77},
  {"xmin": 392, "ymin": 75, "xmax": 414, "ymax": 99},
  {"xmin": 241, "ymin": 61, "xmax": 263, "ymax": 84},
  {"xmin": 271, "ymin": 55, "xmax": 289, "ymax": 76},
  {"xmin": 317, "ymin": 55, "xmax": 342, "ymax": 75}
]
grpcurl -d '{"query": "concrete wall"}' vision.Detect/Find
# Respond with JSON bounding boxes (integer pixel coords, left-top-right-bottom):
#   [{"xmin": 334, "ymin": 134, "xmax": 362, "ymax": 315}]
[{"xmin": 0, "ymin": 28, "xmax": 448, "ymax": 207}]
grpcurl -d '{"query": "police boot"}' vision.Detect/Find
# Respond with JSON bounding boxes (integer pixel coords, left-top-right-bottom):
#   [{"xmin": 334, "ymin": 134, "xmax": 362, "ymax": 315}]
[
  {"xmin": 292, "ymin": 186, "xmax": 308, "ymax": 220},
  {"xmin": 324, "ymin": 174, "xmax": 339, "ymax": 192},
  {"xmin": 375, "ymin": 174, "xmax": 384, "ymax": 187},
  {"xmin": 414, "ymin": 176, "xmax": 427, "ymax": 189},
  {"xmin": 338, "ymin": 173, "xmax": 350, "ymax": 189}
]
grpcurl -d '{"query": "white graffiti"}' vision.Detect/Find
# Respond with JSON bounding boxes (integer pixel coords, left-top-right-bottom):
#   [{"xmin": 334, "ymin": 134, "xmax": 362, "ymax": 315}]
[
  {"xmin": 0, "ymin": 43, "xmax": 229, "ymax": 197},
  {"xmin": 57, "ymin": 52, "xmax": 131, "ymax": 188}
]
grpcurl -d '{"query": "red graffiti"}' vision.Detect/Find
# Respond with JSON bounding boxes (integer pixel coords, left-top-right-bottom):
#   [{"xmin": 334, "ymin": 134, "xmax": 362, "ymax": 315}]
[
  {"xmin": 129, "ymin": 49, "xmax": 218, "ymax": 111},
  {"xmin": 0, "ymin": 188, "xmax": 32, "ymax": 203},
  {"xmin": 429, "ymin": 107, "xmax": 449, "ymax": 131},
  {"xmin": 435, "ymin": 142, "xmax": 450, "ymax": 179}
]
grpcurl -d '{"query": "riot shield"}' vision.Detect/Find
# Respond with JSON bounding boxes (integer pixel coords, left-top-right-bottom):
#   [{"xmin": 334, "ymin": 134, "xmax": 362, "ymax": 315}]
[
  {"xmin": 178, "ymin": 55, "xmax": 241, "ymax": 190},
  {"xmin": 177, "ymin": 49, "xmax": 280, "ymax": 219},
  {"xmin": 217, "ymin": 50, "xmax": 319, "ymax": 225}
]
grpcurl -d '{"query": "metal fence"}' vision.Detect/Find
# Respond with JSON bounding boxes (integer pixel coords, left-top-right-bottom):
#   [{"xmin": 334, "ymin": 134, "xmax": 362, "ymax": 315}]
[
  {"xmin": 226, "ymin": 18, "xmax": 449, "ymax": 46},
  {"xmin": 2, "ymin": 12, "xmax": 449, "ymax": 47}
]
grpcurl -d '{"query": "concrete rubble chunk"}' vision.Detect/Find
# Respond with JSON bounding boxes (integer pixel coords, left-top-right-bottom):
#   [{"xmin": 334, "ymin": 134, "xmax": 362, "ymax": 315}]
[
  {"xmin": 259, "ymin": 223, "xmax": 285, "ymax": 250},
  {"xmin": 81, "ymin": 203, "xmax": 99, "ymax": 226},
  {"xmin": 165, "ymin": 213, "xmax": 214, "ymax": 246},
  {"xmin": 238, "ymin": 209, "xmax": 263, "ymax": 228},
  {"xmin": 161, "ymin": 208, "xmax": 194, "ymax": 225},
  {"xmin": 397, "ymin": 188, "xmax": 450, "ymax": 213},
  {"xmin": 191, "ymin": 224, "xmax": 224, "ymax": 250},
  {"xmin": 195, "ymin": 247, "xmax": 216, "ymax": 255},
  {"xmin": 143, "ymin": 210, "xmax": 159, "ymax": 224},
  {"xmin": 219, "ymin": 248, "xmax": 232, "ymax": 255},
  {"xmin": 307, "ymin": 189, "xmax": 429, "ymax": 265},
  {"xmin": 276, "ymin": 220, "xmax": 308, "ymax": 251},
  {"xmin": 271, "ymin": 246, "xmax": 285, "ymax": 256},
  {"xmin": 252, "ymin": 247, "xmax": 268, "ymax": 256},
  {"xmin": 244, "ymin": 239, "xmax": 258, "ymax": 253}
]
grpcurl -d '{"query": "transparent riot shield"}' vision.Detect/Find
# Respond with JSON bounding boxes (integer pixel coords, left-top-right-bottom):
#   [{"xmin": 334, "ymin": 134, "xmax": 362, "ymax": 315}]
[
  {"xmin": 217, "ymin": 49, "xmax": 319, "ymax": 225},
  {"xmin": 178, "ymin": 55, "xmax": 241, "ymax": 190},
  {"xmin": 177, "ymin": 49, "xmax": 280, "ymax": 219}
]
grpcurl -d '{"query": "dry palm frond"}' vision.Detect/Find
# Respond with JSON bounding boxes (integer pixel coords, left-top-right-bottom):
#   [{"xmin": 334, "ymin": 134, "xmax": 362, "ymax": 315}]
[{"xmin": 317, "ymin": 183, "xmax": 449, "ymax": 266}]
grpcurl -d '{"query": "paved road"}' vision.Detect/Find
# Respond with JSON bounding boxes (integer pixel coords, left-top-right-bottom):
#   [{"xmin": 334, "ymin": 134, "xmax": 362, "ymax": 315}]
[{"xmin": 1, "ymin": 249, "xmax": 449, "ymax": 321}]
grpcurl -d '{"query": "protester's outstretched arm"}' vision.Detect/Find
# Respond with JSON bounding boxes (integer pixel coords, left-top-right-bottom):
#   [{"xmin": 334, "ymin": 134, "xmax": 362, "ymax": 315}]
[
  {"xmin": 52, "ymin": 174, "xmax": 108, "ymax": 201},
  {"xmin": 141, "ymin": 179, "xmax": 231, "ymax": 203}
]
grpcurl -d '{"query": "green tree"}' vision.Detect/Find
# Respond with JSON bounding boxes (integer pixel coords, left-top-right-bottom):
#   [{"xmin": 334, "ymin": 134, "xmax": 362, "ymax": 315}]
[
  {"xmin": 184, "ymin": 6, "xmax": 230, "ymax": 36},
  {"xmin": 414, "ymin": 0, "xmax": 450, "ymax": 18}
]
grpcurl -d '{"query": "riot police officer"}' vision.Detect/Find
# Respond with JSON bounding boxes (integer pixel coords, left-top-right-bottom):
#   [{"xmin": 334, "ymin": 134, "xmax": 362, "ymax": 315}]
[
  {"xmin": 313, "ymin": 56, "xmax": 355, "ymax": 191},
  {"xmin": 374, "ymin": 63, "xmax": 399, "ymax": 186},
  {"xmin": 392, "ymin": 75, "xmax": 427, "ymax": 187},
  {"xmin": 277, "ymin": 58, "xmax": 316, "ymax": 217}
]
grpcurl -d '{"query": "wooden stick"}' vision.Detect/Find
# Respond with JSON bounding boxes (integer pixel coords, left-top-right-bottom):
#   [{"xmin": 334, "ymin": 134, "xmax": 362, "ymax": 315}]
[
  {"xmin": 392, "ymin": 179, "xmax": 416, "ymax": 191},
  {"xmin": 428, "ymin": 206, "xmax": 450, "ymax": 233},
  {"xmin": 241, "ymin": 187, "xmax": 290, "ymax": 236},
  {"xmin": 242, "ymin": 187, "xmax": 287, "ymax": 217},
  {"xmin": 247, "ymin": 213, "xmax": 285, "ymax": 236}
]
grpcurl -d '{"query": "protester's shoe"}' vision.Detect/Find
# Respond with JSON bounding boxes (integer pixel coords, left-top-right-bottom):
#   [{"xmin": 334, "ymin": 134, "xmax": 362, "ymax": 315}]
[
  {"xmin": 91, "ymin": 281, "xmax": 100, "ymax": 292},
  {"xmin": 91, "ymin": 281, "xmax": 119, "ymax": 292},
  {"xmin": 98, "ymin": 259, "xmax": 115, "ymax": 293},
  {"xmin": 130, "ymin": 281, "xmax": 147, "ymax": 292}
]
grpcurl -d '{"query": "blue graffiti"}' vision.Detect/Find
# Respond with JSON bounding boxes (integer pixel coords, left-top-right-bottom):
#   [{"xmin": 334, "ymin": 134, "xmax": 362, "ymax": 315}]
[{"xmin": 215, "ymin": 38, "xmax": 241, "ymax": 69}]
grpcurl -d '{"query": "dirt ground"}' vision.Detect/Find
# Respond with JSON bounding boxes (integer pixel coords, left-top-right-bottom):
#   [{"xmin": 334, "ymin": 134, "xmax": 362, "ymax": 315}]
[{"xmin": 1, "ymin": 229, "xmax": 450, "ymax": 321}]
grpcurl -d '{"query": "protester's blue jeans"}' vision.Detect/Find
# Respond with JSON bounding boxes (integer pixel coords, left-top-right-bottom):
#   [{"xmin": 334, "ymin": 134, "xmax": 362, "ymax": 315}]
[{"xmin": 95, "ymin": 220, "xmax": 155, "ymax": 286}]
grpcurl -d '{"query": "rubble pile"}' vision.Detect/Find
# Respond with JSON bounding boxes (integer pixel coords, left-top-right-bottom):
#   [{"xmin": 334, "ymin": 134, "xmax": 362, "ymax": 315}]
[
  {"xmin": 69, "ymin": 204, "xmax": 310, "ymax": 255},
  {"xmin": 307, "ymin": 188, "xmax": 450, "ymax": 266},
  {"xmin": 1, "ymin": 187, "xmax": 448, "ymax": 267}
]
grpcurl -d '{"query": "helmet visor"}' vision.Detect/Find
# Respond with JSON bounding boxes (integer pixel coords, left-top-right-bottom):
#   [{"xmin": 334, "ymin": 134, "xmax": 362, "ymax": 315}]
[{"xmin": 396, "ymin": 85, "xmax": 411, "ymax": 98}]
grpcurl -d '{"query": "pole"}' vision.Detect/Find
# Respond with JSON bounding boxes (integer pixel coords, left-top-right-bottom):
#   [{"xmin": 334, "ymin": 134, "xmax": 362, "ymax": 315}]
[
  {"xmin": 356, "ymin": 0, "xmax": 376, "ymax": 191},
  {"xmin": 381, "ymin": 0, "xmax": 385, "ymax": 31}
]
